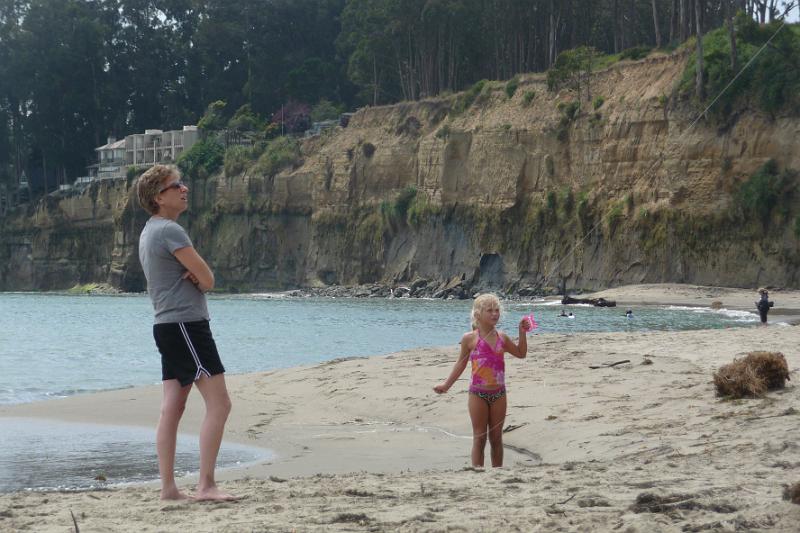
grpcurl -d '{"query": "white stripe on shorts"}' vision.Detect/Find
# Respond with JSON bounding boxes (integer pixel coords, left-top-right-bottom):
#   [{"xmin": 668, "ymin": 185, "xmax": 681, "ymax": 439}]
[{"xmin": 178, "ymin": 322, "xmax": 211, "ymax": 381}]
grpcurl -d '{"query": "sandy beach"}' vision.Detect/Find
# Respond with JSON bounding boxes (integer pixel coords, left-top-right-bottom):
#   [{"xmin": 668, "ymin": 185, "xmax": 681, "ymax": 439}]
[{"xmin": 1, "ymin": 284, "xmax": 799, "ymax": 532}]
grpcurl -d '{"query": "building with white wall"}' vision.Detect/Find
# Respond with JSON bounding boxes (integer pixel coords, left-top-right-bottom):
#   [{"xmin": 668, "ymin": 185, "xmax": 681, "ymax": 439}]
[{"xmin": 85, "ymin": 125, "xmax": 199, "ymax": 182}]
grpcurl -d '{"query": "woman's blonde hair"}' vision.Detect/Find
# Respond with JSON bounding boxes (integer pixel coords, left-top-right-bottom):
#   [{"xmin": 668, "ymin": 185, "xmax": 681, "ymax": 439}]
[
  {"xmin": 136, "ymin": 164, "xmax": 180, "ymax": 215},
  {"xmin": 471, "ymin": 293, "xmax": 502, "ymax": 329}
]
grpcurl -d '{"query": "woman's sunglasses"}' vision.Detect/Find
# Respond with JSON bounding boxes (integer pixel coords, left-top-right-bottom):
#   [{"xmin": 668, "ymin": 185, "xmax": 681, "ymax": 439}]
[{"xmin": 159, "ymin": 180, "xmax": 186, "ymax": 193}]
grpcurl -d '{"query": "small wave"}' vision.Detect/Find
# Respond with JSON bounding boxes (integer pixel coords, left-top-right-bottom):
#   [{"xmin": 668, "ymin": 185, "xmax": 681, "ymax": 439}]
[
  {"xmin": 249, "ymin": 292, "xmax": 293, "ymax": 299},
  {"xmin": 538, "ymin": 300, "xmax": 563, "ymax": 306},
  {"xmin": 0, "ymin": 384, "xmax": 139, "ymax": 406},
  {"xmin": 537, "ymin": 300, "xmax": 597, "ymax": 307},
  {"xmin": 664, "ymin": 305, "xmax": 758, "ymax": 321}
]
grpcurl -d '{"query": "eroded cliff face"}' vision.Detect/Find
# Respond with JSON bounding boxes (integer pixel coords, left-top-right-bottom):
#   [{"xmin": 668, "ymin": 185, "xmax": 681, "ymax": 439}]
[{"xmin": 2, "ymin": 51, "xmax": 799, "ymax": 292}]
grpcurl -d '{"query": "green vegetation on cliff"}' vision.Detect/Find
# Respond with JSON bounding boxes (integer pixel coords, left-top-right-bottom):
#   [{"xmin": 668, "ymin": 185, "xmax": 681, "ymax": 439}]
[
  {"xmin": 177, "ymin": 139, "xmax": 224, "ymax": 180},
  {"xmin": 682, "ymin": 15, "xmax": 800, "ymax": 117},
  {"xmin": 734, "ymin": 159, "xmax": 797, "ymax": 231}
]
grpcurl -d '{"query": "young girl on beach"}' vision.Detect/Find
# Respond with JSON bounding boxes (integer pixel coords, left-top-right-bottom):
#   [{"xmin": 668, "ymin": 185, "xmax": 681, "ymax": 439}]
[{"xmin": 434, "ymin": 294, "xmax": 528, "ymax": 467}]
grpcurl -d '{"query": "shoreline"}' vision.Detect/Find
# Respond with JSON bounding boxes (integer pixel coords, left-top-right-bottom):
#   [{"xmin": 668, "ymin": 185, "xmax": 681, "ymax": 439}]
[{"xmin": 2, "ymin": 283, "xmax": 799, "ymax": 531}]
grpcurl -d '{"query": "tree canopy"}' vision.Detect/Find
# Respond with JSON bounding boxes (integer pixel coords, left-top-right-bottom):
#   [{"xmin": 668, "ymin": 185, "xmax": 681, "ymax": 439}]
[{"xmin": 0, "ymin": 0, "xmax": 797, "ymax": 194}]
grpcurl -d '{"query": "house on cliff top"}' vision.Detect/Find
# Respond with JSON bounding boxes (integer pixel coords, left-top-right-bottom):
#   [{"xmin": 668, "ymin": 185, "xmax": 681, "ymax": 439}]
[{"xmin": 86, "ymin": 125, "xmax": 199, "ymax": 182}]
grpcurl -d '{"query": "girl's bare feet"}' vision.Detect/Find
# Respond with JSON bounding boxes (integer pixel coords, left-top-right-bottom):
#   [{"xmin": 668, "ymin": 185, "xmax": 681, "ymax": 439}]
[
  {"xmin": 193, "ymin": 486, "xmax": 239, "ymax": 501},
  {"xmin": 160, "ymin": 487, "xmax": 190, "ymax": 501}
]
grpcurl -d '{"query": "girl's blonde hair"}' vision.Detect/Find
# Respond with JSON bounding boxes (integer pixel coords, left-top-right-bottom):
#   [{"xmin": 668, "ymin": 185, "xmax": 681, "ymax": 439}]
[{"xmin": 471, "ymin": 293, "xmax": 502, "ymax": 329}]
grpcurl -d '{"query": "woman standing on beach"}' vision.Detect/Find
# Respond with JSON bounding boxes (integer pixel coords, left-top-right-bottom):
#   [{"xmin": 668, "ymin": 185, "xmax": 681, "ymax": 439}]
[
  {"xmin": 137, "ymin": 164, "xmax": 235, "ymax": 501},
  {"xmin": 756, "ymin": 288, "xmax": 773, "ymax": 326},
  {"xmin": 433, "ymin": 294, "xmax": 528, "ymax": 467}
]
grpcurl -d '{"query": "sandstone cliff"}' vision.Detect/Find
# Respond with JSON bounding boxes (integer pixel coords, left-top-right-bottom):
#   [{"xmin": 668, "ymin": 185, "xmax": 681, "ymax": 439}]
[{"xmin": 2, "ymin": 51, "xmax": 799, "ymax": 293}]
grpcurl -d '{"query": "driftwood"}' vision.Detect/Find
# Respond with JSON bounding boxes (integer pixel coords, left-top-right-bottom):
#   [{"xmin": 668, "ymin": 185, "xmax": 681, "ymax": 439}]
[
  {"xmin": 561, "ymin": 296, "xmax": 617, "ymax": 307},
  {"xmin": 589, "ymin": 359, "xmax": 631, "ymax": 369}
]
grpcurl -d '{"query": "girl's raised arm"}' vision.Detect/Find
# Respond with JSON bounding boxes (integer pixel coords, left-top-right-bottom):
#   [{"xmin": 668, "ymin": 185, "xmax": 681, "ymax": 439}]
[{"xmin": 502, "ymin": 319, "xmax": 529, "ymax": 359}]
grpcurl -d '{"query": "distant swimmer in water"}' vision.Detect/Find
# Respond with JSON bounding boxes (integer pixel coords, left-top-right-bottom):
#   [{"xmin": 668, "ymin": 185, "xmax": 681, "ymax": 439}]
[
  {"xmin": 625, "ymin": 309, "xmax": 633, "ymax": 319},
  {"xmin": 568, "ymin": 312, "xmax": 574, "ymax": 319},
  {"xmin": 559, "ymin": 309, "xmax": 568, "ymax": 317}
]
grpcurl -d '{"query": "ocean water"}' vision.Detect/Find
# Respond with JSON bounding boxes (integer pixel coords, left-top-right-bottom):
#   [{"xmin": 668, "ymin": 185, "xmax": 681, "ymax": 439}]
[
  {"xmin": 0, "ymin": 293, "xmax": 759, "ymax": 406},
  {"xmin": 0, "ymin": 293, "xmax": 758, "ymax": 491},
  {"xmin": 0, "ymin": 418, "xmax": 270, "ymax": 493}
]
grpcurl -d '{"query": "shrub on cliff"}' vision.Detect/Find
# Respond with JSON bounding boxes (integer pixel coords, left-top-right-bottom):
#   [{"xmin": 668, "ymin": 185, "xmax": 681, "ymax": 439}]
[
  {"xmin": 198, "ymin": 100, "xmax": 227, "ymax": 132},
  {"xmin": 227, "ymin": 104, "xmax": 264, "ymax": 132},
  {"xmin": 505, "ymin": 76, "xmax": 519, "ymax": 98},
  {"xmin": 253, "ymin": 136, "xmax": 301, "ymax": 177},
  {"xmin": 605, "ymin": 202, "xmax": 624, "ymax": 235},
  {"xmin": 376, "ymin": 186, "xmax": 420, "ymax": 231},
  {"xmin": 223, "ymin": 145, "xmax": 256, "ymax": 177},
  {"xmin": 561, "ymin": 187, "xmax": 575, "ymax": 215},
  {"xmin": 734, "ymin": 159, "xmax": 796, "ymax": 230},
  {"xmin": 522, "ymin": 90, "xmax": 536, "ymax": 106},
  {"xmin": 311, "ymin": 99, "xmax": 344, "ymax": 122},
  {"xmin": 407, "ymin": 192, "xmax": 439, "ymax": 227},
  {"xmin": 546, "ymin": 46, "xmax": 598, "ymax": 94},
  {"xmin": 177, "ymin": 138, "xmax": 224, "ymax": 179},
  {"xmin": 394, "ymin": 186, "xmax": 417, "ymax": 219},
  {"xmin": 619, "ymin": 45, "xmax": 651, "ymax": 61},
  {"xmin": 453, "ymin": 79, "xmax": 488, "ymax": 113}
]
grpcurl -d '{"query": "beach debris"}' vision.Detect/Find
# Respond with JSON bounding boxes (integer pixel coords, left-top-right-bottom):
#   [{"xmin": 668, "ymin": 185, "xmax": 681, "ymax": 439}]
[
  {"xmin": 783, "ymin": 482, "xmax": 800, "ymax": 504},
  {"xmin": 93, "ymin": 474, "xmax": 107, "ymax": 482},
  {"xmin": 641, "ymin": 356, "xmax": 654, "ymax": 366},
  {"xmin": 589, "ymin": 359, "xmax": 631, "ymax": 369},
  {"xmin": 630, "ymin": 492, "xmax": 737, "ymax": 514},
  {"xmin": 544, "ymin": 493, "xmax": 575, "ymax": 515},
  {"xmin": 577, "ymin": 496, "xmax": 611, "ymax": 507},
  {"xmin": 344, "ymin": 488, "xmax": 373, "ymax": 497},
  {"xmin": 713, "ymin": 351, "xmax": 790, "ymax": 398},
  {"xmin": 69, "ymin": 509, "xmax": 80, "ymax": 533},
  {"xmin": 330, "ymin": 512, "xmax": 370, "ymax": 524},
  {"xmin": 502, "ymin": 443, "xmax": 542, "ymax": 461},
  {"xmin": 561, "ymin": 295, "xmax": 616, "ymax": 307},
  {"xmin": 556, "ymin": 493, "xmax": 576, "ymax": 505},
  {"xmin": 502, "ymin": 423, "xmax": 528, "ymax": 433},
  {"xmin": 710, "ymin": 300, "xmax": 723, "ymax": 309},
  {"xmin": 269, "ymin": 476, "xmax": 287, "ymax": 483},
  {"xmin": 745, "ymin": 406, "xmax": 798, "ymax": 421},
  {"xmin": 546, "ymin": 415, "xmax": 558, "ymax": 421}
]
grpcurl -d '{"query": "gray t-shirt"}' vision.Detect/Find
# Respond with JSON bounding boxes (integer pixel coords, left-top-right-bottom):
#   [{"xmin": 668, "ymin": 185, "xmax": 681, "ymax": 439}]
[{"xmin": 138, "ymin": 216, "xmax": 209, "ymax": 324}]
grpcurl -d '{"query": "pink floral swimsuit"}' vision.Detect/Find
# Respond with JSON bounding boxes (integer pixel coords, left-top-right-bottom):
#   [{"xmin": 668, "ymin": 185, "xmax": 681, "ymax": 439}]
[{"xmin": 469, "ymin": 329, "xmax": 506, "ymax": 403}]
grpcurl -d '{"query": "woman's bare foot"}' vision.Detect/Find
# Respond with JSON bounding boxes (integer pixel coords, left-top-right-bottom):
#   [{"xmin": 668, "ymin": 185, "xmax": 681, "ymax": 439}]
[
  {"xmin": 193, "ymin": 486, "xmax": 239, "ymax": 501},
  {"xmin": 160, "ymin": 487, "xmax": 190, "ymax": 501}
]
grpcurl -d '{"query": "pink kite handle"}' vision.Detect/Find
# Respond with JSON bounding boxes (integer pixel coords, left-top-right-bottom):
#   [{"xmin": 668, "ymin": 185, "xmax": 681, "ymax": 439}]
[{"xmin": 522, "ymin": 313, "xmax": 538, "ymax": 332}]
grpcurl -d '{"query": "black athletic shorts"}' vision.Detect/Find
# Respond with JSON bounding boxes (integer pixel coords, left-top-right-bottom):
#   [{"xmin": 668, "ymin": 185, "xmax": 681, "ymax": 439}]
[{"xmin": 153, "ymin": 320, "xmax": 225, "ymax": 386}]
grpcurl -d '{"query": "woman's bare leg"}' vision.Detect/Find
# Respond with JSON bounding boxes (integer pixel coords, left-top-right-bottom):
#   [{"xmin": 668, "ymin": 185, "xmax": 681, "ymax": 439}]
[
  {"xmin": 468, "ymin": 394, "xmax": 489, "ymax": 467},
  {"xmin": 487, "ymin": 395, "xmax": 507, "ymax": 467},
  {"xmin": 193, "ymin": 373, "xmax": 235, "ymax": 501},
  {"xmin": 157, "ymin": 379, "xmax": 192, "ymax": 500}
]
